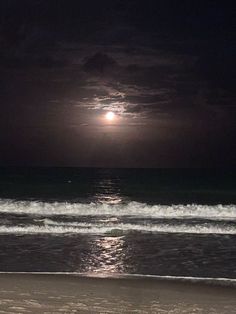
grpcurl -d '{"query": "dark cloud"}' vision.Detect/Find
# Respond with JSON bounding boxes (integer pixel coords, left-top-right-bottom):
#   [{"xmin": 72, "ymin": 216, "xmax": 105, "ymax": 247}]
[{"xmin": 83, "ymin": 53, "xmax": 118, "ymax": 74}]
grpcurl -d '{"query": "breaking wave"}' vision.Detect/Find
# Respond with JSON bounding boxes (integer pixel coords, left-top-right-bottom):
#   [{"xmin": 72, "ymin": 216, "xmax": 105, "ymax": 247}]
[
  {"xmin": 0, "ymin": 221, "xmax": 236, "ymax": 235},
  {"xmin": 0, "ymin": 199, "xmax": 235, "ymax": 235},
  {"xmin": 0, "ymin": 199, "xmax": 235, "ymax": 219}
]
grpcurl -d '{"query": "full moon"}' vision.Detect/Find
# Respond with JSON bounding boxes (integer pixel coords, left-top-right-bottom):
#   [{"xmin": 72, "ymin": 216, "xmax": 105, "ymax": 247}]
[{"xmin": 105, "ymin": 111, "xmax": 115, "ymax": 121}]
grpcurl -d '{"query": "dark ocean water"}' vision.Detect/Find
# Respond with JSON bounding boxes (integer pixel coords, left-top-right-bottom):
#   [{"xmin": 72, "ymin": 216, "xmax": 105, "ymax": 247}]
[{"xmin": 0, "ymin": 168, "xmax": 236, "ymax": 282}]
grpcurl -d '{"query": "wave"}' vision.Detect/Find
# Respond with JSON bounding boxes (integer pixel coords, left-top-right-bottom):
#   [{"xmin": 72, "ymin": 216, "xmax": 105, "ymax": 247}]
[
  {"xmin": 0, "ymin": 199, "xmax": 235, "ymax": 235},
  {"xmin": 0, "ymin": 199, "xmax": 236, "ymax": 220},
  {"xmin": 0, "ymin": 220, "xmax": 236, "ymax": 235}
]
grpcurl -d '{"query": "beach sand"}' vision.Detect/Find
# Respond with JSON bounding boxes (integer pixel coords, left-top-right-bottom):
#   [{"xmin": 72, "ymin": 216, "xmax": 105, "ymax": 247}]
[{"xmin": 0, "ymin": 274, "xmax": 235, "ymax": 313}]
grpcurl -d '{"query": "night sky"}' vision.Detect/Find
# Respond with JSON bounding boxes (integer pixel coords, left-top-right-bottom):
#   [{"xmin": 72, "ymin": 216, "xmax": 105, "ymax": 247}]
[{"xmin": 0, "ymin": 0, "xmax": 235, "ymax": 167}]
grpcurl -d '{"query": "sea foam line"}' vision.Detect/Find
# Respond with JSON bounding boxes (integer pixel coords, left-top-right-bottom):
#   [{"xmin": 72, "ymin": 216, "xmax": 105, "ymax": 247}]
[
  {"xmin": 0, "ymin": 199, "xmax": 236, "ymax": 219},
  {"xmin": 0, "ymin": 222, "xmax": 235, "ymax": 235}
]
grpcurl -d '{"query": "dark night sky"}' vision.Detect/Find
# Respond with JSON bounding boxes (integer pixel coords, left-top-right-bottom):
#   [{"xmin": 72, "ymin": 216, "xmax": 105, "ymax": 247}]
[{"xmin": 0, "ymin": 0, "xmax": 235, "ymax": 167}]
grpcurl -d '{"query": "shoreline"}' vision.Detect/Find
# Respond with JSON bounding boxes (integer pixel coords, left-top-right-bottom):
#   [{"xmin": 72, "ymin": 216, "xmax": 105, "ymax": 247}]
[
  {"xmin": 0, "ymin": 273, "xmax": 235, "ymax": 313},
  {"xmin": 0, "ymin": 271, "xmax": 236, "ymax": 287}
]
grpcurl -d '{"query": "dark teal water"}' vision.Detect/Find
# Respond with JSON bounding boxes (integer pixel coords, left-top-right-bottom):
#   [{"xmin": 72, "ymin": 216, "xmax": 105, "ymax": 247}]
[{"xmin": 0, "ymin": 167, "xmax": 236, "ymax": 204}]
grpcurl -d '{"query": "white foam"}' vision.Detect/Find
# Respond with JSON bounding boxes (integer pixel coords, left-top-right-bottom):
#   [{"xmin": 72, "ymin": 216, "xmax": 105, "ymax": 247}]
[
  {"xmin": 0, "ymin": 199, "xmax": 235, "ymax": 220},
  {"xmin": 0, "ymin": 221, "xmax": 235, "ymax": 235}
]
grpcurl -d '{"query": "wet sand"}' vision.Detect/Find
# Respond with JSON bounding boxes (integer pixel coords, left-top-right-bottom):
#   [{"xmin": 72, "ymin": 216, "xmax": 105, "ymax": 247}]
[{"xmin": 0, "ymin": 274, "xmax": 235, "ymax": 313}]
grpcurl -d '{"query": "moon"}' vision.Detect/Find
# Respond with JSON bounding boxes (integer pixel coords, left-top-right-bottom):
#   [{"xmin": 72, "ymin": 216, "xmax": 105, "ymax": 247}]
[{"xmin": 105, "ymin": 111, "xmax": 115, "ymax": 121}]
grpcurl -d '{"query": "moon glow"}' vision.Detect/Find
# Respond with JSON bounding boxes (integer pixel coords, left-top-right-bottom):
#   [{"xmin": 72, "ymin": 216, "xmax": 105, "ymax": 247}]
[{"xmin": 105, "ymin": 111, "xmax": 115, "ymax": 121}]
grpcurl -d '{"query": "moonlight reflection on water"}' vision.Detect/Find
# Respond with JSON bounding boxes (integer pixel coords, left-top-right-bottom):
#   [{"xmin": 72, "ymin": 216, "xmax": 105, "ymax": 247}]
[{"xmin": 85, "ymin": 236, "xmax": 125, "ymax": 276}]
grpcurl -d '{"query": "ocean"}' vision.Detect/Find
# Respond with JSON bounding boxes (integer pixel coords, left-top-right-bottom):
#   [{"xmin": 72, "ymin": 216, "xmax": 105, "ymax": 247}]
[{"xmin": 0, "ymin": 167, "xmax": 236, "ymax": 283}]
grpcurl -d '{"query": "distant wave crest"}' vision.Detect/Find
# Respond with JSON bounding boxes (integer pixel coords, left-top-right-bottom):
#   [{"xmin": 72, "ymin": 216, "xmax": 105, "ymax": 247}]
[{"xmin": 0, "ymin": 199, "xmax": 235, "ymax": 219}]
